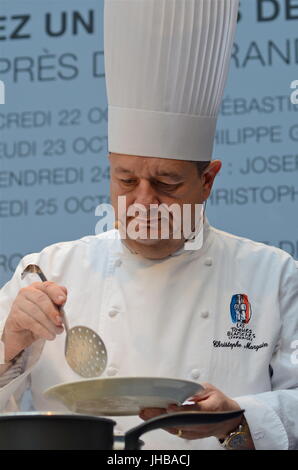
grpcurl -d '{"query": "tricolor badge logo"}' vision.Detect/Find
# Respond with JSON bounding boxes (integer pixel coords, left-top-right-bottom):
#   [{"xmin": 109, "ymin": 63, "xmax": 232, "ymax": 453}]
[{"xmin": 230, "ymin": 294, "xmax": 252, "ymax": 324}]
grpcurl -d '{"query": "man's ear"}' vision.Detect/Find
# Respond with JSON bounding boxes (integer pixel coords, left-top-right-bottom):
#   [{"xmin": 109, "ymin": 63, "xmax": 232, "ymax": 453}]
[{"xmin": 202, "ymin": 160, "xmax": 222, "ymax": 200}]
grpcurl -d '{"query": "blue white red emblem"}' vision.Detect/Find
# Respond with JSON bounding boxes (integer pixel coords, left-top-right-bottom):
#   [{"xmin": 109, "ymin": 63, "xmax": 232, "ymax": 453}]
[{"xmin": 230, "ymin": 294, "xmax": 252, "ymax": 324}]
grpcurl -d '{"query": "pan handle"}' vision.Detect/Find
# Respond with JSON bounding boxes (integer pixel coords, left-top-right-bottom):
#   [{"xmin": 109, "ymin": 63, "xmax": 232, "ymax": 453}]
[{"xmin": 124, "ymin": 409, "xmax": 244, "ymax": 450}]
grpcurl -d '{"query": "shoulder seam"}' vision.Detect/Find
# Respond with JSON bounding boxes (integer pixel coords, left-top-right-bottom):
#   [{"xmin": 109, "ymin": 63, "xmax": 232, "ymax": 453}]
[{"xmin": 209, "ymin": 226, "xmax": 293, "ymax": 258}]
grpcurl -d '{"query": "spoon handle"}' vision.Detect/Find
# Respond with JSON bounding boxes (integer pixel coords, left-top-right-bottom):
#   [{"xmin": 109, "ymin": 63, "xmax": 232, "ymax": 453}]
[
  {"xmin": 21, "ymin": 264, "xmax": 69, "ymax": 333},
  {"xmin": 57, "ymin": 305, "xmax": 69, "ymax": 332}
]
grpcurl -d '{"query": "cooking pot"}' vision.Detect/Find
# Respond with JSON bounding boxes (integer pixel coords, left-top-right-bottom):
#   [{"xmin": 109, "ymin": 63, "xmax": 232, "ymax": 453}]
[{"xmin": 0, "ymin": 410, "xmax": 244, "ymax": 450}]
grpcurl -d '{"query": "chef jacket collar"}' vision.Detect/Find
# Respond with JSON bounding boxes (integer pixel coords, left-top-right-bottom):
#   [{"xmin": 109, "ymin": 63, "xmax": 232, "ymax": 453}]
[{"xmin": 113, "ymin": 217, "xmax": 212, "ymax": 261}]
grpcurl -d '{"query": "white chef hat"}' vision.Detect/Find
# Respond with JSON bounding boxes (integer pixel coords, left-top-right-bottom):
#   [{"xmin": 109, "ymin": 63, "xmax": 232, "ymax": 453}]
[{"xmin": 104, "ymin": 0, "xmax": 239, "ymax": 162}]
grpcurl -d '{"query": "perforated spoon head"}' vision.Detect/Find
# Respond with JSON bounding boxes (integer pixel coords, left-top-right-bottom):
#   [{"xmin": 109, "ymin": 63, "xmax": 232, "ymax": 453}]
[{"xmin": 65, "ymin": 326, "xmax": 108, "ymax": 378}]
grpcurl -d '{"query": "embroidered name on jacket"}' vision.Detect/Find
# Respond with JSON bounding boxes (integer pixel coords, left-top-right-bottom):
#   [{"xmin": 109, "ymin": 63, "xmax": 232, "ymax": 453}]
[{"xmin": 213, "ymin": 294, "xmax": 269, "ymax": 352}]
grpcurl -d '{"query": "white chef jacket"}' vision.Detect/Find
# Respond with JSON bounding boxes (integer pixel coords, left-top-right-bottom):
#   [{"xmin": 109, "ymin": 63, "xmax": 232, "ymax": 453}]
[{"xmin": 0, "ymin": 220, "xmax": 297, "ymax": 450}]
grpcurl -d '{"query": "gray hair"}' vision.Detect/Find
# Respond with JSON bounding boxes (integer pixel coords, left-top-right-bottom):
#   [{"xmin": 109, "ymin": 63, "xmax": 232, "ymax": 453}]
[{"xmin": 194, "ymin": 161, "xmax": 210, "ymax": 176}]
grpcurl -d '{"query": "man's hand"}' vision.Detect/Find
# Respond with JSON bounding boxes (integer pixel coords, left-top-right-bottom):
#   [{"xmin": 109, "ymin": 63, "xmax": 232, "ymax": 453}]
[
  {"xmin": 1, "ymin": 281, "xmax": 67, "ymax": 362},
  {"xmin": 140, "ymin": 383, "xmax": 251, "ymax": 443}
]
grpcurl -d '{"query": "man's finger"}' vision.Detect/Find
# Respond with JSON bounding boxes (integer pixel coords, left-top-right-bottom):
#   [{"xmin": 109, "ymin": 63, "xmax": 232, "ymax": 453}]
[
  {"xmin": 21, "ymin": 288, "xmax": 64, "ymax": 327},
  {"xmin": 18, "ymin": 298, "xmax": 64, "ymax": 336},
  {"xmin": 16, "ymin": 308, "xmax": 59, "ymax": 341},
  {"xmin": 167, "ymin": 403, "xmax": 200, "ymax": 413},
  {"xmin": 31, "ymin": 282, "xmax": 67, "ymax": 305},
  {"xmin": 187, "ymin": 385, "xmax": 212, "ymax": 403},
  {"xmin": 139, "ymin": 408, "xmax": 166, "ymax": 421}
]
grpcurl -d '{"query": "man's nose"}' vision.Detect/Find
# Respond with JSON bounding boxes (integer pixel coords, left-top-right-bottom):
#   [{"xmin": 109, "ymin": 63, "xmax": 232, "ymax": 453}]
[{"xmin": 133, "ymin": 179, "xmax": 160, "ymax": 207}]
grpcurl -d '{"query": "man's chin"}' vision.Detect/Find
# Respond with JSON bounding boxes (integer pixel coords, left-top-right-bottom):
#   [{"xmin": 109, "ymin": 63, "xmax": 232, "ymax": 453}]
[
  {"xmin": 123, "ymin": 236, "xmax": 185, "ymax": 259},
  {"xmin": 128, "ymin": 237, "xmax": 163, "ymax": 246}
]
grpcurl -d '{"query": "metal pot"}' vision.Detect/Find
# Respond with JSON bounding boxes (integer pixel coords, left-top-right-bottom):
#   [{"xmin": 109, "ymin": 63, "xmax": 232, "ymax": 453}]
[{"xmin": 0, "ymin": 410, "xmax": 243, "ymax": 450}]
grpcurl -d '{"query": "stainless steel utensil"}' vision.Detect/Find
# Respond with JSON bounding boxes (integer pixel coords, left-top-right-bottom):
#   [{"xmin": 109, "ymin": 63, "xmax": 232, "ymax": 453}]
[{"xmin": 21, "ymin": 264, "xmax": 107, "ymax": 378}]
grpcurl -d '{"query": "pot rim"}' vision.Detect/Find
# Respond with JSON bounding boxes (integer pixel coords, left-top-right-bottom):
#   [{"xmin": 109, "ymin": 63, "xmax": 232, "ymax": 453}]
[{"xmin": 0, "ymin": 411, "xmax": 116, "ymax": 425}]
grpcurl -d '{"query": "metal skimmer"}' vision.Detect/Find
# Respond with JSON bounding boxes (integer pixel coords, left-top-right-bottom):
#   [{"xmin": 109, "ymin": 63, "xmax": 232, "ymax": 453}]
[{"xmin": 21, "ymin": 264, "xmax": 107, "ymax": 378}]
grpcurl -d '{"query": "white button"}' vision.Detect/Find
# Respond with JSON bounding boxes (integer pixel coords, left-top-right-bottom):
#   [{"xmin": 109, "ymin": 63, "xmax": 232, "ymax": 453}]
[
  {"xmin": 204, "ymin": 258, "xmax": 213, "ymax": 266},
  {"xmin": 191, "ymin": 369, "xmax": 200, "ymax": 380},
  {"xmin": 201, "ymin": 311, "xmax": 209, "ymax": 319},
  {"xmin": 115, "ymin": 259, "xmax": 122, "ymax": 268},
  {"xmin": 109, "ymin": 309, "xmax": 119, "ymax": 318},
  {"xmin": 107, "ymin": 367, "xmax": 118, "ymax": 376}
]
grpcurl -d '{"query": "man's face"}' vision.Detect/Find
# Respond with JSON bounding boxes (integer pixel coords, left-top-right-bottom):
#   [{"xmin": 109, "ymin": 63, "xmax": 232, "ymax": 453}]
[{"xmin": 109, "ymin": 153, "xmax": 221, "ymax": 259}]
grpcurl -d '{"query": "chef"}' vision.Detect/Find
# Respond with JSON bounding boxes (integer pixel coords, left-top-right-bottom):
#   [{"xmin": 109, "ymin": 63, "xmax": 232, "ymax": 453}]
[{"xmin": 0, "ymin": 0, "xmax": 298, "ymax": 450}]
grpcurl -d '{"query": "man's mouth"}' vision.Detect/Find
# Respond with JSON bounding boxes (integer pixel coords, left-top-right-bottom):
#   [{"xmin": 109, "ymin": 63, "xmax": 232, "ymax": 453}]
[
  {"xmin": 135, "ymin": 217, "xmax": 164, "ymax": 227},
  {"xmin": 137, "ymin": 217, "xmax": 161, "ymax": 222}
]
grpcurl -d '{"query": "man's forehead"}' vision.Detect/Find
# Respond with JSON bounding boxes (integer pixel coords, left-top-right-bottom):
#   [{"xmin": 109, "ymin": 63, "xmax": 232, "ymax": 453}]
[{"xmin": 109, "ymin": 153, "xmax": 193, "ymax": 177}]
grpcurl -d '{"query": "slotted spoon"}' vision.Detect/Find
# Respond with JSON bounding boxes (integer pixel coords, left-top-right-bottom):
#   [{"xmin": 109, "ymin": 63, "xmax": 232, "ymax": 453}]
[{"xmin": 21, "ymin": 264, "xmax": 107, "ymax": 378}]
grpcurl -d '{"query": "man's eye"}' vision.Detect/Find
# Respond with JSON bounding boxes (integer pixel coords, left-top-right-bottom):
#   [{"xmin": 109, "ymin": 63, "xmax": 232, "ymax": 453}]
[
  {"xmin": 121, "ymin": 179, "xmax": 136, "ymax": 185},
  {"xmin": 156, "ymin": 182, "xmax": 180, "ymax": 190}
]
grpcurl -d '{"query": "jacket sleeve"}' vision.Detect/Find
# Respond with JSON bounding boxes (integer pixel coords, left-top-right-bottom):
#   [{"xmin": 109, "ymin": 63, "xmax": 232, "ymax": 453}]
[
  {"xmin": 234, "ymin": 258, "xmax": 298, "ymax": 450},
  {"xmin": 0, "ymin": 255, "xmax": 45, "ymax": 411}
]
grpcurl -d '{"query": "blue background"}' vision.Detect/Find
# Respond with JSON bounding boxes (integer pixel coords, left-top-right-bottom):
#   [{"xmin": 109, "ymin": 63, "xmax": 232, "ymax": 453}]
[{"xmin": 0, "ymin": 0, "xmax": 298, "ymax": 287}]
